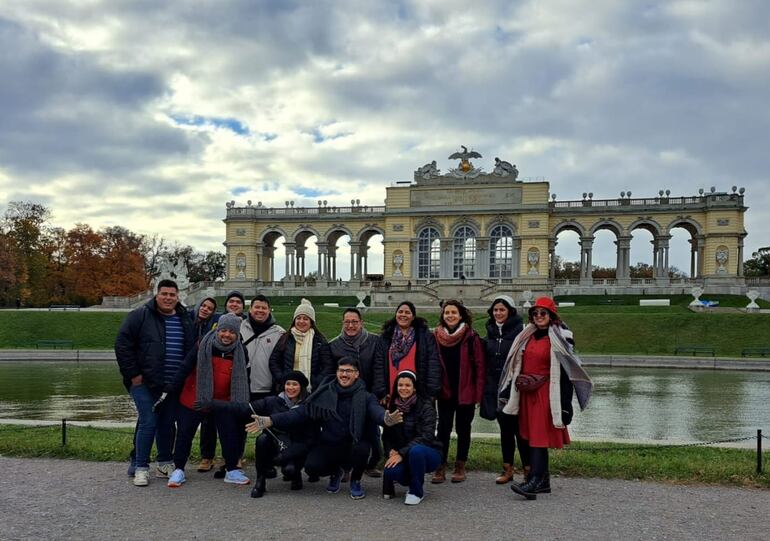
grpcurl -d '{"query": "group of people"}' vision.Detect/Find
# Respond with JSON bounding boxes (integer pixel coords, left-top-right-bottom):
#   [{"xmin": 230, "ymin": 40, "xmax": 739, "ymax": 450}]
[{"xmin": 115, "ymin": 281, "xmax": 592, "ymax": 505}]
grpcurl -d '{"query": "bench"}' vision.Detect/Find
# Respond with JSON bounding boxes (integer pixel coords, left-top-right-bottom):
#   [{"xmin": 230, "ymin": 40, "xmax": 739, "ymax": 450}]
[
  {"xmin": 48, "ymin": 305, "xmax": 81, "ymax": 311},
  {"xmin": 741, "ymin": 347, "xmax": 770, "ymax": 358},
  {"xmin": 640, "ymin": 299, "xmax": 670, "ymax": 306},
  {"xmin": 674, "ymin": 345, "xmax": 715, "ymax": 357},
  {"xmin": 598, "ymin": 299, "xmax": 624, "ymax": 305},
  {"xmin": 35, "ymin": 340, "xmax": 75, "ymax": 349}
]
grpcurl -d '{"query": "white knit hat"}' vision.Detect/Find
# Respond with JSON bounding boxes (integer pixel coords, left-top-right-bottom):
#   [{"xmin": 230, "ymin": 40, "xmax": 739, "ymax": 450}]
[
  {"xmin": 293, "ymin": 298, "xmax": 316, "ymax": 322},
  {"xmin": 493, "ymin": 294, "xmax": 516, "ymax": 308}
]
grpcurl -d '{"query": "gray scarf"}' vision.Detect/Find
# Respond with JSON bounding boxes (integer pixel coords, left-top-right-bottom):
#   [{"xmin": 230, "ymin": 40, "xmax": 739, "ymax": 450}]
[
  {"xmin": 336, "ymin": 327, "xmax": 370, "ymax": 353},
  {"xmin": 195, "ymin": 330, "xmax": 250, "ymax": 405}
]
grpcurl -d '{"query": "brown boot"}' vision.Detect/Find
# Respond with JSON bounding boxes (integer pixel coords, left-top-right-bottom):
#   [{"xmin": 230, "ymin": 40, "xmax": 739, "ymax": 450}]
[
  {"xmin": 495, "ymin": 463, "xmax": 514, "ymax": 484},
  {"xmin": 451, "ymin": 460, "xmax": 466, "ymax": 483},
  {"xmin": 197, "ymin": 458, "xmax": 214, "ymax": 472},
  {"xmin": 431, "ymin": 463, "xmax": 446, "ymax": 484}
]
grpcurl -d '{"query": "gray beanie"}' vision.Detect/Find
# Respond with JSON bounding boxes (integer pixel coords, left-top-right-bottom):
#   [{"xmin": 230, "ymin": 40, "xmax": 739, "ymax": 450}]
[
  {"xmin": 293, "ymin": 298, "xmax": 316, "ymax": 322},
  {"xmin": 217, "ymin": 313, "xmax": 242, "ymax": 335}
]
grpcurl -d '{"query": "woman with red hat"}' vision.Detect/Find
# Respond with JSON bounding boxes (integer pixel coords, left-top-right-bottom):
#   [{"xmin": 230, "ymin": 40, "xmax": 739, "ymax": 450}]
[{"xmin": 498, "ymin": 296, "xmax": 593, "ymax": 500}]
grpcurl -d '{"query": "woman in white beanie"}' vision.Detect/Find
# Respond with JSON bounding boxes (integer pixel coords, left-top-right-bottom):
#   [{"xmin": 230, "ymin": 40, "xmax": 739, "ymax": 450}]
[{"xmin": 269, "ymin": 298, "xmax": 333, "ymax": 390}]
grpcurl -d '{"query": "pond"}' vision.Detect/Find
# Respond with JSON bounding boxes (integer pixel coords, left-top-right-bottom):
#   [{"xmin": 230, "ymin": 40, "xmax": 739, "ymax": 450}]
[{"xmin": 0, "ymin": 362, "xmax": 768, "ymax": 444}]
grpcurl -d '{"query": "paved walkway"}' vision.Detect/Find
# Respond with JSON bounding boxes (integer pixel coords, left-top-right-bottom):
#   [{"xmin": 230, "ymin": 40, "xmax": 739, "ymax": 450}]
[{"xmin": 1, "ymin": 457, "xmax": 767, "ymax": 540}]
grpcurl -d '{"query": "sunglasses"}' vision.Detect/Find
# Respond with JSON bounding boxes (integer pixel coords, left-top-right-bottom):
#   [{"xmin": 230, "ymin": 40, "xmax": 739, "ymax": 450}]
[{"xmin": 531, "ymin": 309, "xmax": 550, "ymax": 317}]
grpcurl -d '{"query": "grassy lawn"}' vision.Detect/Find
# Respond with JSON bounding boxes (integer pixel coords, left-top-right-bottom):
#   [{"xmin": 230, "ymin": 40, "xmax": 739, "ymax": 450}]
[
  {"xmin": 1, "ymin": 294, "xmax": 769, "ymax": 357},
  {"xmin": 0, "ymin": 424, "xmax": 766, "ymax": 487}
]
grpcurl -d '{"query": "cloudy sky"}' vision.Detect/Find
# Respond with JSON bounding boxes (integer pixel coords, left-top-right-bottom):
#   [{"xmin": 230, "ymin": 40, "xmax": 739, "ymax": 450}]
[{"xmin": 1, "ymin": 0, "xmax": 768, "ymax": 279}]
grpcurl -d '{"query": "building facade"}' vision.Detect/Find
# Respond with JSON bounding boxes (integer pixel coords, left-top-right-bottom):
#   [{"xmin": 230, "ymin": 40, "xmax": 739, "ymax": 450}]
[{"xmin": 223, "ymin": 149, "xmax": 747, "ymax": 300}]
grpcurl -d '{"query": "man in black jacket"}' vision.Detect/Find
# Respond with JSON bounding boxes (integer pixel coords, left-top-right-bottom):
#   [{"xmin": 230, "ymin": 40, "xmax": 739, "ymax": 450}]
[
  {"xmin": 115, "ymin": 279, "xmax": 194, "ymax": 487},
  {"xmin": 329, "ymin": 308, "xmax": 386, "ymax": 477},
  {"xmin": 250, "ymin": 358, "xmax": 403, "ymax": 500}
]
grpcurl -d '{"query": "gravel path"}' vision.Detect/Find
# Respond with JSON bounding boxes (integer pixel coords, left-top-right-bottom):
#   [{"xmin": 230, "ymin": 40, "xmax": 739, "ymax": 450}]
[{"xmin": 1, "ymin": 457, "xmax": 768, "ymax": 540}]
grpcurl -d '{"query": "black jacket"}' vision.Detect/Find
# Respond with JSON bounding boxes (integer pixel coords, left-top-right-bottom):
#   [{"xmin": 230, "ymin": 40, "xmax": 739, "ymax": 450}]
[
  {"xmin": 114, "ymin": 298, "xmax": 195, "ymax": 394},
  {"xmin": 480, "ymin": 315, "xmax": 524, "ymax": 420},
  {"xmin": 211, "ymin": 395, "xmax": 318, "ymax": 445},
  {"xmin": 328, "ymin": 332, "xmax": 385, "ymax": 393},
  {"xmin": 375, "ymin": 326, "xmax": 442, "ymax": 399},
  {"xmin": 382, "ymin": 397, "xmax": 441, "ymax": 457},
  {"xmin": 268, "ymin": 333, "xmax": 334, "ymax": 391}
]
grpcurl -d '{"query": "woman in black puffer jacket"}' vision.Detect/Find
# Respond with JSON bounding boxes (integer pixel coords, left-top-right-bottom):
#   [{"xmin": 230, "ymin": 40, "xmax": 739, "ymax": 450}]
[
  {"xmin": 480, "ymin": 295, "xmax": 524, "ymax": 484},
  {"xmin": 381, "ymin": 370, "xmax": 442, "ymax": 506}
]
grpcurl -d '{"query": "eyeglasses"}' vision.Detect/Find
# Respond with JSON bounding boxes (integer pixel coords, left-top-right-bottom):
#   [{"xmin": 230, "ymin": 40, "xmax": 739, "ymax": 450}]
[
  {"xmin": 343, "ymin": 320, "xmax": 361, "ymax": 326},
  {"xmin": 337, "ymin": 368, "xmax": 358, "ymax": 375},
  {"xmin": 531, "ymin": 309, "xmax": 550, "ymax": 317}
]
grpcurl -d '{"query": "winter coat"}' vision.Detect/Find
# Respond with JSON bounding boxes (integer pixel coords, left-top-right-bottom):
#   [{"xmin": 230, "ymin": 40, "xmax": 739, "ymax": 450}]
[
  {"xmin": 211, "ymin": 395, "xmax": 318, "ymax": 446},
  {"xmin": 115, "ymin": 298, "xmax": 195, "ymax": 393},
  {"xmin": 328, "ymin": 332, "xmax": 385, "ymax": 393},
  {"xmin": 268, "ymin": 333, "xmax": 334, "ymax": 391},
  {"xmin": 375, "ymin": 326, "xmax": 442, "ymax": 399},
  {"xmin": 437, "ymin": 328, "xmax": 486, "ymax": 405},
  {"xmin": 382, "ymin": 397, "xmax": 441, "ymax": 457},
  {"xmin": 240, "ymin": 319, "xmax": 285, "ymax": 394},
  {"xmin": 187, "ymin": 309, "xmax": 220, "ymax": 343},
  {"xmin": 480, "ymin": 315, "xmax": 524, "ymax": 420}
]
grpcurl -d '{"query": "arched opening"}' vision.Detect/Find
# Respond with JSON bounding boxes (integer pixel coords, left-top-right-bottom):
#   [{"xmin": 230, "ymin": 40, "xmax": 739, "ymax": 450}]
[
  {"xmin": 359, "ymin": 229, "xmax": 384, "ymax": 281},
  {"xmin": 261, "ymin": 232, "xmax": 285, "ymax": 282},
  {"xmin": 590, "ymin": 228, "xmax": 619, "ymax": 280},
  {"xmin": 417, "ymin": 227, "xmax": 441, "ymax": 279},
  {"xmin": 326, "ymin": 229, "xmax": 352, "ymax": 281},
  {"xmin": 629, "ymin": 226, "xmax": 655, "ymax": 279},
  {"xmin": 668, "ymin": 221, "xmax": 701, "ymax": 278},
  {"xmin": 553, "ymin": 228, "xmax": 581, "ymax": 280},
  {"xmin": 453, "ymin": 226, "xmax": 476, "ymax": 278},
  {"xmin": 294, "ymin": 230, "xmax": 318, "ymax": 281},
  {"xmin": 489, "ymin": 224, "xmax": 514, "ymax": 278}
]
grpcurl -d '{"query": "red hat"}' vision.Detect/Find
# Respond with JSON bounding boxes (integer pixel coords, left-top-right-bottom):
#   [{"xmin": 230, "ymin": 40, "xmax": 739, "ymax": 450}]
[{"xmin": 529, "ymin": 297, "xmax": 559, "ymax": 321}]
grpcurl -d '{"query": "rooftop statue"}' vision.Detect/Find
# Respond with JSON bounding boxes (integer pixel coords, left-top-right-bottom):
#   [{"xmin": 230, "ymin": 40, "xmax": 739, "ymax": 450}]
[
  {"xmin": 493, "ymin": 157, "xmax": 519, "ymax": 180},
  {"xmin": 448, "ymin": 145, "xmax": 484, "ymax": 178},
  {"xmin": 415, "ymin": 160, "xmax": 441, "ymax": 179}
]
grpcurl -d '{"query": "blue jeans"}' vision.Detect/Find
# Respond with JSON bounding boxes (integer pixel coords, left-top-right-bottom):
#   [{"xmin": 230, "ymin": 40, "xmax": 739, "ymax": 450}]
[
  {"xmin": 129, "ymin": 384, "xmax": 176, "ymax": 468},
  {"xmin": 383, "ymin": 444, "xmax": 442, "ymax": 498}
]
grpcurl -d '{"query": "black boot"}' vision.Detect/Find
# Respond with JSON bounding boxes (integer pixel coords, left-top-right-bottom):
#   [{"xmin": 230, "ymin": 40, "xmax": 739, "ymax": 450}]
[
  {"xmin": 250, "ymin": 473, "xmax": 266, "ymax": 498},
  {"xmin": 290, "ymin": 471, "xmax": 303, "ymax": 491},
  {"xmin": 511, "ymin": 475, "xmax": 550, "ymax": 500}
]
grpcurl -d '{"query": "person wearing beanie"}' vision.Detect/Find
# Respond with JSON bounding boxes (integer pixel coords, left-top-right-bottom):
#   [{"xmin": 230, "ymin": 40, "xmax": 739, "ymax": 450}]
[
  {"xmin": 205, "ymin": 370, "xmax": 317, "ymax": 497},
  {"xmin": 432, "ymin": 299, "xmax": 485, "ymax": 484},
  {"xmin": 381, "ymin": 370, "xmax": 442, "ymax": 505},
  {"xmin": 481, "ymin": 295, "xmax": 525, "ymax": 485},
  {"xmin": 499, "ymin": 296, "xmax": 593, "ymax": 500},
  {"xmin": 375, "ymin": 301, "xmax": 441, "ymax": 401},
  {"xmin": 269, "ymin": 298, "xmax": 333, "ymax": 390},
  {"xmin": 225, "ymin": 290, "xmax": 246, "ymax": 319},
  {"xmin": 189, "ymin": 297, "xmax": 219, "ymax": 342},
  {"xmin": 164, "ymin": 313, "xmax": 252, "ymax": 488}
]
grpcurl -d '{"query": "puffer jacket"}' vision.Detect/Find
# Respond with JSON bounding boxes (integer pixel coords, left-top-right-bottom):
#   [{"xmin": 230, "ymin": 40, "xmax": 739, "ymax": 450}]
[
  {"xmin": 375, "ymin": 326, "xmax": 442, "ymax": 399},
  {"xmin": 480, "ymin": 315, "xmax": 523, "ymax": 420},
  {"xmin": 115, "ymin": 298, "xmax": 195, "ymax": 393},
  {"xmin": 382, "ymin": 397, "xmax": 442, "ymax": 457},
  {"xmin": 268, "ymin": 333, "xmax": 334, "ymax": 391}
]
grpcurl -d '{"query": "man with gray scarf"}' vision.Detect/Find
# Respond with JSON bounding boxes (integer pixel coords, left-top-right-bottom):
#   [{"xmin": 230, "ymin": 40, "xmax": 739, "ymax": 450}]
[
  {"xmin": 329, "ymin": 308, "xmax": 386, "ymax": 477},
  {"xmin": 165, "ymin": 313, "xmax": 251, "ymax": 488}
]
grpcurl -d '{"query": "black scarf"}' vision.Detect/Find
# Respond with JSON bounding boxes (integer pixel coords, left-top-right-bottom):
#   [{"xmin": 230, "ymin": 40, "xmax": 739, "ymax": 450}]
[
  {"xmin": 305, "ymin": 378, "xmax": 368, "ymax": 443},
  {"xmin": 249, "ymin": 313, "xmax": 276, "ymax": 338}
]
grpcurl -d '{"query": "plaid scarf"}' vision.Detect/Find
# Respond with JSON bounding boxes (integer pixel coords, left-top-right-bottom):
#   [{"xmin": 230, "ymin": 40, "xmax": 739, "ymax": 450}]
[{"xmin": 389, "ymin": 326, "xmax": 416, "ymax": 370}]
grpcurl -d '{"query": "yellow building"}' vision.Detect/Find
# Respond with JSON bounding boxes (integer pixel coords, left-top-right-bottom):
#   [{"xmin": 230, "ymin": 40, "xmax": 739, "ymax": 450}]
[{"xmin": 224, "ymin": 149, "xmax": 747, "ymax": 297}]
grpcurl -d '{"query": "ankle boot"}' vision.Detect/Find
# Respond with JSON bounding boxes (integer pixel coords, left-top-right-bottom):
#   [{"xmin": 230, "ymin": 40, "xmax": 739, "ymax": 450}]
[
  {"xmin": 495, "ymin": 463, "xmax": 514, "ymax": 484},
  {"xmin": 511, "ymin": 474, "xmax": 550, "ymax": 500},
  {"xmin": 250, "ymin": 473, "xmax": 266, "ymax": 498},
  {"xmin": 431, "ymin": 463, "xmax": 446, "ymax": 484},
  {"xmin": 290, "ymin": 471, "xmax": 303, "ymax": 491},
  {"xmin": 451, "ymin": 460, "xmax": 466, "ymax": 483}
]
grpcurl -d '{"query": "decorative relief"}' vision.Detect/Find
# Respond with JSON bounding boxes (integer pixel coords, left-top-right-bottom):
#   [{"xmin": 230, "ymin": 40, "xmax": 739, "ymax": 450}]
[
  {"xmin": 235, "ymin": 228, "xmax": 246, "ymax": 237},
  {"xmin": 717, "ymin": 219, "xmax": 730, "ymax": 226},
  {"xmin": 236, "ymin": 253, "xmax": 247, "ymax": 279},
  {"xmin": 527, "ymin": 248, "xmax": 540, "ymax": 276},
  {"xmin": 413, "ymin": 216, "xmax": 444, "ymax": 235},
  {"xmin": 392, "ymin": 250, "xmax": 404, "ymax": 276},
  {"xmin": 392, "ymin": 224, "xmax": 404, "ymax": 232},
  {"xmin": 528, "ymin": 220, "xmax": 540, "ymax": 229},
  {"xmin": 715, "ymin": 246, "xmax": 729, "ymax": 274}
]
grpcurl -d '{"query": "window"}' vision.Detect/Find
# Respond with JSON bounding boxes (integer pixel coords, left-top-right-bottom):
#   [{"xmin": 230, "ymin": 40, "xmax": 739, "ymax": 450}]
[
  {"xmin": 490, "ymin": 225, "xmax": 514, "ymax": 277},
  {"xmin": 453, "ymin": 226, "xmax": 476, "ymax": 278},
  {"xmin": 417, "ymin": 227, "xmax": 441, "ymax": 279}
]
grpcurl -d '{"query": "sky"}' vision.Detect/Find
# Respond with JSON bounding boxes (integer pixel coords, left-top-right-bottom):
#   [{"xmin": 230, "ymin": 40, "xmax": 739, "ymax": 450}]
[{"xmin": 1, "ymin": 0, "xmax": 768, "ymax": 279}]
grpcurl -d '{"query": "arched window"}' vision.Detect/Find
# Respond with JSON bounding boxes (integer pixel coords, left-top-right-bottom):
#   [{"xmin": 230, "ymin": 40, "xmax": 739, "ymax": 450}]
[
  {"xmin": 417, "ymin": 227, "xmax": 441, "ymax": 279},
  {"xmin": 490, "ymin": 224, "xmax": 513, "ymax": 277},
  {"xmin": 453, "ymin": 226, "xmax": 476, "ymax": 278}
]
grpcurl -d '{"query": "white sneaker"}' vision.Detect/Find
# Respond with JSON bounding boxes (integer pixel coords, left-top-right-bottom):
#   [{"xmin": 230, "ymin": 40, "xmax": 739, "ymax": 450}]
[
  {"xmin": 156, "ymin": 463, "xmax": 175, "ymax": 478},
  {"xmin": 168, "ymin": 468, "xmax": 186, "ymax": 488},
  {"xmin": 404, "ymin": 492, "xmax": 423, "ymax": 505},
  {"xmin": 133, "ymin": 469, "xmax": 150, "ymax": 487}
]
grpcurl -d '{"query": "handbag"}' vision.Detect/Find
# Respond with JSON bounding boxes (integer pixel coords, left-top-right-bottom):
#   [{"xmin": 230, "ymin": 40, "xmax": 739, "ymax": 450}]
[{"xmin": 515, "ymin": 374, "xmax": 549, "ymax": 392}]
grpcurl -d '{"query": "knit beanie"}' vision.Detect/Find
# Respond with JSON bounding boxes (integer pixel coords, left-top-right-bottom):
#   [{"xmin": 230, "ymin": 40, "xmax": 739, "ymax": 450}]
[
  {"xmin": 216, "ymin": 313, "xmax": 242, "ymax": 335},
  {"xmin": 283, "ymin": 370, "xmax": 310, "ymax": 389},
  {"xmin": 293, "ymin": 298, "xmax": 316, "ymax": 322},
  {"xmin": 488, "ymin": 294, "xmax": 517, "ymax": 319},
  {"xmin": 196, "ymin": 297, "xmax": 217, "ymax": 317},
  {"xmin": 225, "ymin": 290, "xmax": 245, "ymax": 306}
]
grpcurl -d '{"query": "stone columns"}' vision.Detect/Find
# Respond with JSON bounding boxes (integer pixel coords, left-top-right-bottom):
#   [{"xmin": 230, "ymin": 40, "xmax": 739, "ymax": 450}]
[
  {"xmin": 349, "ymin": 242, "xmax": 361, "ymax": 281},
  {"xmin": 440, "ymin": 238, "xmax": 453, "ymax": 279},
  {"xmin": 737, "ymin": 238, "xmax": 745, "ymax": 277},
  {"xmin": 255, "ymin": 246, "xmax": 264, "ymax": 282},
  {"xmin": 316, "ymin": 242, "xmax": 329, "ymax": 280},
  {"xmin": 476, "ymin": 238, "xmax": 490, "ymax": 278},
  {"xmin": 284, "ymin": 242, "xmax": 296, "ymax": 281},
  {"xmin": 654, "ymin": 235, "xmax": 671, "ymax": 283},
  {"xmin": 513, "ymin": 238, "xmax": 522, "ymax": 277},
  {"xmin": 695, "ymin": 235, "xmax": 706, "ymax": 278},
  {"xmin": 579, "ymin": 236, "xmax": 594, "ymax": 284},
  {"xmin": 548, "ymin": 239, "xmax": 557, "ymax": 280},
  {"xmin": 296, "ymin": 246, "xmax": 306, "ymax": 280},
  {"xmin": 615, "ymin": 236, "xmax": 632, "ymax": 283}
]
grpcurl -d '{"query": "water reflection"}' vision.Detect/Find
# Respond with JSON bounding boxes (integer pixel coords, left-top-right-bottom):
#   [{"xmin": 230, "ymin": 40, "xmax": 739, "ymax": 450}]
[{"xmin": 0, "ymin": 363, "xmax": 768, "ymax": 443}]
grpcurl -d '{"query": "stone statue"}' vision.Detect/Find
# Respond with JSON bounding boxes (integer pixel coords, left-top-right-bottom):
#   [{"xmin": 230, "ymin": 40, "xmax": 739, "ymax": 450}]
[
  {"xmin": 236, "ymin": 255, "xmax": 246, "ymax": 279},
  {"xmin": 715, "ymin": 248, "xmax": 729, "ymax": 274},
  {"xmin": 415, "ymin": 160, "xmax": 440, "ymax": 179},
  {"xmin": 392, "ymin": 253, "xmax": 404, "ymax": 276},
  {"xmin": 689, "ymin": 286, "xmax": 704, "ymax": 307},
  {"xmin": 493, "ymin": 158, "xmax": 518, "ymax": 180},
  {"xmin": 522, "ymin": 290, "xmax": 533, "ymax": 308},
  {"xmin": 746, "ymin": 290, "xmax": 760, "ymax": 312},
  {"xmin": 448, "ymin": 145, "xmax": 484, "ymax": 178},
  {"xmin": 527, "ymin": 249, "xmax": 540, "ymax": 276}
]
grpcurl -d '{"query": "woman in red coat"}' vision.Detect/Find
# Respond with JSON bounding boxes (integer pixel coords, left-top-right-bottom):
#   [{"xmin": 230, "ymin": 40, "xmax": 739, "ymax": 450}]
[
  {"xmin": 499, "ymin": 297, "xmax": 592, "ymax": 500},
  {"xmin": 431, "ymin": 300, "xmax": 485, "ymax": 484}
]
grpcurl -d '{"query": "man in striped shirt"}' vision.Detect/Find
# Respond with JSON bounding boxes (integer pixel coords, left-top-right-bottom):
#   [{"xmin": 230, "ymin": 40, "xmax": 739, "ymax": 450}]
[{"xmin": 116, "ymin": 279, "xmax": 194, "ymax": 487}]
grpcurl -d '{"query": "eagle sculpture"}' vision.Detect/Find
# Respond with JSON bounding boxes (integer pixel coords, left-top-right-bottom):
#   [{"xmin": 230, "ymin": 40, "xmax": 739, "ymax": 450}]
[{"xmin": 448, "ymin": 145, "xmax": 482, "ymax": 160}]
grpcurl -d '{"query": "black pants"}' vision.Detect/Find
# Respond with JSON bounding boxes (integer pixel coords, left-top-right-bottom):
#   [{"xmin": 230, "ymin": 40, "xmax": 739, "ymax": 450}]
[
  {"xmin": 497, "ymin": 412, "xmax": 529, "ymax": 467},
  {"xmin": 366, "ymin": 424, "xmax": 382, "ymax": 469},
  {"xmin": 199, "ymin": 412, "xmax": 217, "ymax": 459},
  {"xmin": 254, "ymin": 432, "xmax": 308, "ymax": 475},
  {"xmin": 526, "ymin": 444, "xmax": 549, "ymax": 478},
  {"xmin": 436, "ymin": 398, "xmax": 475, "ymax": 463},
  {"xmin": 304, "ymin": 440, "xmax": 370, "ymax": 482},
  {"xmin": 174, "ymin": 406, "xmax": 242, "ymax": 471}
]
